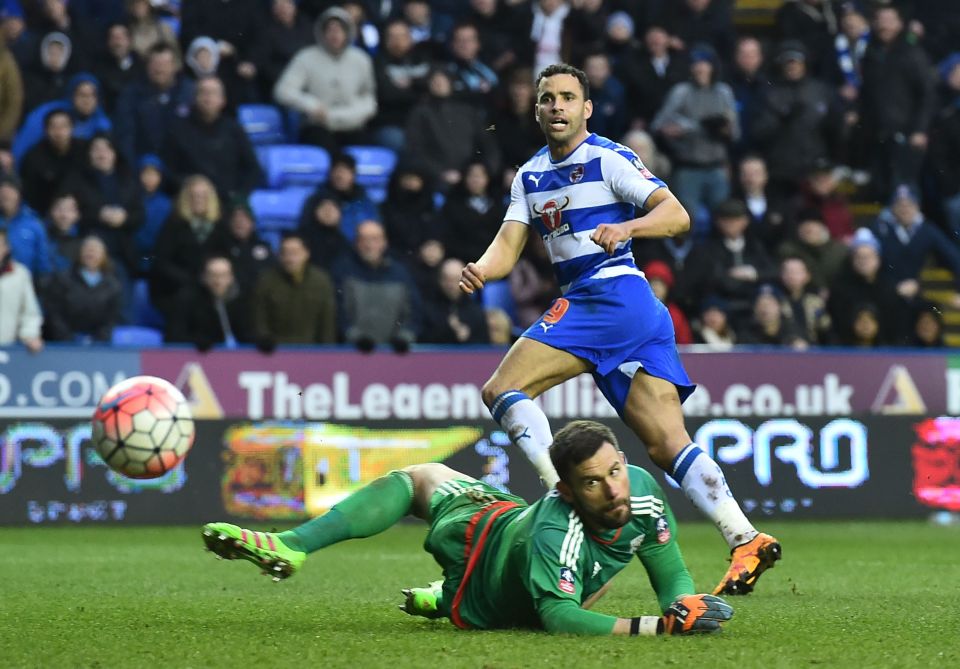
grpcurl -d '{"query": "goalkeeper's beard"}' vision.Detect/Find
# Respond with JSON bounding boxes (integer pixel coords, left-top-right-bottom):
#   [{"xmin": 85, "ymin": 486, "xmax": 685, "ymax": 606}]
[{"xmin": 574, "ymin": 498, "xmax": 631, "ymax": 531}]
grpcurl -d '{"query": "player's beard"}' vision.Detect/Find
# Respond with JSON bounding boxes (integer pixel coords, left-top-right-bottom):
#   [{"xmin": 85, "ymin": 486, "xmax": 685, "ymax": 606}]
[{"xmin": 576, "ymin": 497, "xmax": 631, "ymax": 531}]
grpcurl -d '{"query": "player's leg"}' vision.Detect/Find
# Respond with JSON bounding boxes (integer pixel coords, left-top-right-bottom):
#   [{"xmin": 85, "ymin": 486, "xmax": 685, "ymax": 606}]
[
  {"xmin": 202, "ymin": 464, "xmax": 473, "ymax": 580},
  {"xmin": 616, "ymin": 370, "xmax": 781, "ymax": 594},
  {"xmin": 481, "ymin": 336, "xmax": 592, "ymax": 487}
]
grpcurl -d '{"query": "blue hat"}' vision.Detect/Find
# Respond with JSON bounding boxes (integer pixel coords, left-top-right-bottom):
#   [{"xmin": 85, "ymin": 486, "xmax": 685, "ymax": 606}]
[
  {"xmin": 690, "ymin": 43, "xmax": 718, "ymax": 66},
  {"xmin": 890, "ymin": 183, "xmax": 919, "ymax": 205},
  {"xmin": 850, "ymin": 227, "xmax": 881, "ymax": 253},
  {"xmin": 606, "ymin": 11, "xmax": 634, "ymax": 37},
  {"xmin": 138, "ymin": 154, "xmax": 164, "ymax": 172}
]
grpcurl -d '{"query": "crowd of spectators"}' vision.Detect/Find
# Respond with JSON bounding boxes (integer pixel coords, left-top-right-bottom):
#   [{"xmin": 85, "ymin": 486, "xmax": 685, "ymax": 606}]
[{"xmin": 1, "ymin": 0, "xmax": 960, "ymax": 352}]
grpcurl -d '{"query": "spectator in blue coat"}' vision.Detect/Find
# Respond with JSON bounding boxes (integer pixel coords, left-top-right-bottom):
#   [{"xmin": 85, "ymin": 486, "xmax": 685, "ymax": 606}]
[
  {"xmin": 582, "ymin": 51, "xmax": 627, "ymax": 142},
  {"xmin": 133, "ymin": 154, "xmax": 171, "ymax": 272},
  {"xmin": 0, "ymin": 174, "xmax": 50, "ymax": 277}
]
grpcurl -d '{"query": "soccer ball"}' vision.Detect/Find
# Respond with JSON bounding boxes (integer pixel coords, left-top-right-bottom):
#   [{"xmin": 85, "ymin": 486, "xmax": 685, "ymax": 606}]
[{"xmin": 91, "ymin": 375, "xmax": 195, "ymax": 478}]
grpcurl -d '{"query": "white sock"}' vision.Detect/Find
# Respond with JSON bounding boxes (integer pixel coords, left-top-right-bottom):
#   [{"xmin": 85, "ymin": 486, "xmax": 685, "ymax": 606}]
[
  {"xmin": 489, "ymin": 390, "xmax": 558, "ymax": 487},
  {"xmin": 670, "ymin": 444, "xmax": 758, "ymax": 549}
]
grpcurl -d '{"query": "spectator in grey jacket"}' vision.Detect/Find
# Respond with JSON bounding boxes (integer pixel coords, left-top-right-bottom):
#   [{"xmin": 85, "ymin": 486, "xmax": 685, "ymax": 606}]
[
  {"xmin": 651, "ymin": 44, "xmax": 738, "ymax": 238},
  {"xmin": 274, "ymin": 6, "xmax": 377, "ymax": 153},
  {"xmin": 0, "ymin": 228, "xmax": 43, "ymax": 351}
]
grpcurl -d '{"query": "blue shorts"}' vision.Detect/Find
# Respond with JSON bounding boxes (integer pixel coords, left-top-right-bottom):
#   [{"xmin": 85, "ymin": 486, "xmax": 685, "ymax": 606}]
[{"xmin": 520, "ymin": 273, "xmax": 695, "ymax": 417}]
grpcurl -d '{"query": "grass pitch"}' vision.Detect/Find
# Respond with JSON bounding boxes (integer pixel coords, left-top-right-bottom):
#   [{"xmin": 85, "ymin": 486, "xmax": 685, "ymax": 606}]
[{"xmin": 1, "ymin": 522, "xmax": 958, "ymax": 668}]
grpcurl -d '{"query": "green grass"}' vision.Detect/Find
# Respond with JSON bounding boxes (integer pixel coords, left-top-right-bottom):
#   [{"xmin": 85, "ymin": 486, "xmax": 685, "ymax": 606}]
[{"xmin": 1, "ymin": 522, "xmax": 959, "ymax": 668}]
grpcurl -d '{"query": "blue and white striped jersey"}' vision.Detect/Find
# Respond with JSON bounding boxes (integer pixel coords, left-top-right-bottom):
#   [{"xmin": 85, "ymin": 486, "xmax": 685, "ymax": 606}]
[{"xmin": 504, "ymin": 133, "xmax": 666, "ymax": 292}]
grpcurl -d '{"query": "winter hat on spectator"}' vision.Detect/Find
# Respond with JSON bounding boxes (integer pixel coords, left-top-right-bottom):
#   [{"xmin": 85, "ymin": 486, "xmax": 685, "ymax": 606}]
[
  {"xmin": 138, "ymin": 154, "xmax": 164, "ymax": 173},
  {"xmin": 713, "ymin": 198, "xmax": 748, "ymax": 220},
  {"xmin": 186, "ymin": 36, "xmax": 220, "ymax": 76},
  {"xmin": 40, "ymin": 32, "xmax": 72, "ymax": 69},
  {"xmin": 606, "ymin": 11, "xmax": 634, "ymax": 39},
  {"xmin": 701, "ymin": 295, "xmax": 730, "ymax": 315},
  {"xmin": 890, "ymin": 183, "xmax": 919, "ymax": 205},
  {"xmin": 777, "ymin": 40, "xmax": 808, "ymax": 64},
  {"xmin": 643, "ymin": 260, "xmax": 675, "ymax": 289},
  {"xmin": 939, "ymin": 52, "xmax": 960, "ymax": 85},
  {"xmin": 850, "ymin": 227, "xmax": 881, "ymax": 254},
  {"xmin": 690, "ymin": 43, "xmax": 719, "ymax": 66}
]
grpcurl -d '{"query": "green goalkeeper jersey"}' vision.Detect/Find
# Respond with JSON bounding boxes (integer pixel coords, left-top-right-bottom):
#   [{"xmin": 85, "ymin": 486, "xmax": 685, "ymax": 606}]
[{"xmin": 435, "ymin": 465, "xmax": 694, "ymax": 634}]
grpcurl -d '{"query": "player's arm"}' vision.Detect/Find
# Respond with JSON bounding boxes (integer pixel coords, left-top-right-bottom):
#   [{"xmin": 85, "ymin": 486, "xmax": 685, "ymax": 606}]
[
  {"xmin": 636, "ymin": 504, "xmax": 696, "ymax": 612},
  {"xmin": 460, "ymin": 220, "xmax": 530, "ymax": 294},
  {"xmin": 591, "ymin": 188, "xmax": 690, "ymax": 254}
]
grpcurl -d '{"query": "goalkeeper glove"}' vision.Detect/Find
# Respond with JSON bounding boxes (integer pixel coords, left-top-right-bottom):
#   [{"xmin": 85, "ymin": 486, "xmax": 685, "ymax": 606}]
[{"xmin": 661, "ymin": 594, "xmax": 734, "ymax": 634}]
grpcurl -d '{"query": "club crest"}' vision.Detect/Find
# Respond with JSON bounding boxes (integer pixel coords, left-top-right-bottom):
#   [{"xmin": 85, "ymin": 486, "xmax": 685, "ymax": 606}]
[{"xmin": 569, "ymin": 164, "xmax": 584, "ymax": 183}]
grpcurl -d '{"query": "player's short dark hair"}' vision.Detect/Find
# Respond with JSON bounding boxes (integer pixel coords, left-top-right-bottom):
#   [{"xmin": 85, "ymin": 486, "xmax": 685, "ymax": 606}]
[
  {"xmin": 550, "ymin": 420, "xmax": 619, "ymax": 483},
  {"xmin": 535, "ymin": 63, "xmax": 590, "ymax": 100}
]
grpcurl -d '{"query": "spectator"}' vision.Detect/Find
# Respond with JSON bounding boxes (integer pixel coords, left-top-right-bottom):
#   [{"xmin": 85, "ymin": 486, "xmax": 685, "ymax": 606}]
[
  {"xmin": 444, "ymin": 22, "xmax": 498, "ymax": 106},
  {"xmin": 0, "ymin": 174, "xmax": 50, "ymax": 277},
  {"xmin": 658, "ymin": 0, "xmax": 735, "ymax": 62},
  {"xmin": 832, "ymin": 5, "xmax": 869, "ymax": 101},
  {"xmin": 778, "ymin": 255, "xmax": 831, "ymax": 345},
  {"xmin": 441, "ymin": 160, "xmax": 501, "ymax": 265},
  {"xmin": 468, "ymin": 0, "xmax": 533, "ymax": 74},
  {"xmin": 166, "ymin": 254, "xmax": 253, "ymax": 349},
  {"xmin": 3, "ymin": 7, "xmax": 33, "ymax": 71},
  {"xmin": 828, "ymin": 228, "xmax": 908, "ymax": 346},
  {"xmin": 565, "ymin": 0, "xmax": 608, "ymax": 67},
  {"xmin": 332, "ymin": 219, "xmax": 421, "ymax": 351},
  {"xmin": 643, "ymin": 260, "xmax": 694, "ymax": 345},
  {"xmin": 372, "ymin": 18, "xmax": 430, "ymax": 152},
  {"xmin": 300, "ymin": 153, "xmax": 378, "ymax": 243},
  {"xmin": 777, "ymin": 209, "xmax": 847, "ymax": 292},
  {"xmin": 912, "ymin": 304, "xmax": 945, "ymax": 348},
  {"xmin": 44, "ymin": 192, "xmax": 82, "ymax": 273},
  {"xmin": 485, "ymin": 306, "xmax": 514, "ymax": 346},
  {"xmin": 179, "ymin": 0, "xmax": 263, "ymax": 107},
  {"xmin": 491, "ymin": 67, "xmax": 543, "ymax": 176},
  {"xmin": 28, "ymin": 0, "xmax": 95, "ymax": 65},
  {"xmin": 421, "ymin": 257, "xmax": 490, "ymax": 344},
  {"xmin": 399, "ymin": 0, "xmax": 445, "ymax": 49},
  {"xmin": 252, "ymin": 0, "xmax": 314, "ymax": 103},
  {"xmin": 132, "ymin": 154, "xmax": 171, "ymax": 271},
  {"xmin": 149, "ymin": 174, "xmax": 222, "ymax": 317},
  {"xmin": 406, "ymin": 237, "xmax": 445, "ymax": 307},
  {"xmin": 735, "ymin": 154, "xmax": 793, "ymax": 251},
  {"xmin": 341, "ymin": 0, "xmax": 380, "ymax": 55},
  {"xmin": 510, "ymin": 237, "xmax": 557, "ymax": 328},
  {"xmin": 0, "ymin": 227, "xmax": 43, "ymax": 351},
  {"xmin": 796, "ymin": 159, "xmax": 854, "ymax": 241},
  {"xmin": 686, "ymin": 198, "xmax": 776, "ymax": 322},
  {"xmin": 19, "ymin": 109, "xmax": 87, "ymax": 216},
  {"xmin": 0, "ymin": 26, "xmax": 23, "ymax": 144},
  {"xmin": 739, "ymin": 284, "xmax": 806, "ymax": 348},
  {"xmin": 930, "ymin": 53, "xmax": 960, "ymax": 238},
  {"xmin": 616, "ymin": 25, "xmax": 687, "ymax": 129},
  {"xmin": 775, "ymin": 0, "xmax": 839, "ymax": 78},
  {"xmin": 405, "ymin": 66, "xmax": 499, "ymax": 191},
  {"xmin": 871, "ymin": 185, "xmax": 960, "ymax": 308},
  {"xmin": 859, "ymin": 5, "xmax": 936, "ymax": 198},
  {"xmin": 381, "ymin": 165, "xmax": 438, "ymax": 263},
  {"xmin": 651, "ymin": 44, "xmax": 738, "ymax": 237},
  {"xmin": 63, "ymin": 133, "xmax": 142, "ymax": 275},
  {"xmin": 22, "ymin": 31, "xmax": 75, "ymax": 112},
  {"xmin": 41, "ymin": 235, "xmax": 121, "ymax": 342},
  {"xmin": 728, "ymin": 36, "xmax": 768, "ymax": 160},
  {"xmin": 183, "ymin": 36, "xmax": 219, "ymax": 84},
  {"xmin": 693, "ymin": 295, "xmax": 736, "ymax": 350},
  {"xmin": 582, "ymin": 52, "xmax": 627, "ymax": 140},
  {"xmin": 114, "ymin": 43, "xmax": 194, "ymax": 164},
  {"xmin": 91, "ymin": 22, "xmax": 142, "ymax": 113},
  {"xmin": 297, "ymin": 191, "xmax": 349, "ymax": 272},
  {"xmin": 846, "ymin": 303, "xmax": 882, "ymax": 348},
  {"xmin": 752, "ymin": 40, "xmax": 839, "ymax": 197},
  {"xmin": 253, "ymin": 232, "xmax": 337, "ymax": 345},
  {"xmin": 529, "ymin": 0, "xmax": 572, "ymax": 76},
  {"xmin": 161, "ymin": 75, "xmax": 263, "ymax": 198},
  {"xmin": 125, "ymin": 0, "xmax": 179, "ymax": 60},
  {"xmin": 603, "ymin": 10, "xmax": 640, "ymax": 68},
  {"xmin": 206, "ymin": 200, "xmax": 273, "ymax": 294},
  {"xmin": 274, "ymin": 7, "xmax": 377, "ymax": 153},
  {"xmin": 621, "ymin": 129, "xmax": 671, "ymax": 179}
]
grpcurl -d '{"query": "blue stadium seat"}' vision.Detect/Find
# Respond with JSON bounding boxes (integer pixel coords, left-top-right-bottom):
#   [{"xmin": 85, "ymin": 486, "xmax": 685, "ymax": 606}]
[
  {"xmin": 237, "ymin": 104, "xmax": 287, "ymax": 145},
  {"xmin": 131, "ymin": 279, "xmax": 165, "ymax": 329},
  {"xmin": 480, "ymin": 280, "xmax": 519, "ymax": 325},
  {"xmin": 256, "ymin": 145, "xmax": 331, "ymax": 188},
  {"xmin": 344, "ymin": 145, "xmax": 397, "ymax": 190},
  {"xmin": 367, "ymin": 185, "xmax": 387, "ymax": 204},
  {"xmin": 111, "ymin": 326, "xmax": 163, "ymax": 347},
  {"xmin": 249, "ymin": 187, "xmax": 314, "ymax": 233}
]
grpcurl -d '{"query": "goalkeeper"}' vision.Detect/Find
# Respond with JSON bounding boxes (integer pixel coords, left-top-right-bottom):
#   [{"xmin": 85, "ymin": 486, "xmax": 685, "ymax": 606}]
[{"xmin": 202, "ymin": 420, "xmax": 733, "ymax": 636}]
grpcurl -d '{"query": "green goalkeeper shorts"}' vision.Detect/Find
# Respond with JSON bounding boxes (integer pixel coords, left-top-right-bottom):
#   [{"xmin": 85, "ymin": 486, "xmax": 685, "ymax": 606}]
[{"xmin": 423, "ymin": 479, "xmax": 527, "ymax": 626}]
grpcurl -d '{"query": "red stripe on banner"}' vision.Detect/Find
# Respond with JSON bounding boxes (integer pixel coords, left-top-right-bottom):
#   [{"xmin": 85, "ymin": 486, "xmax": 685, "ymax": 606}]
[{"xmin": 450, "ymin": 501, "xmax": 520, "ymax": 630}]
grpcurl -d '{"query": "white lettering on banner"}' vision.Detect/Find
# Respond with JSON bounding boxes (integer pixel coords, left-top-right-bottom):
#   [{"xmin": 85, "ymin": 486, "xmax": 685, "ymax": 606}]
[
  {"xmin": 682, "ymin": 418, "xmax": 870, "ymax": 490},
  {"xmin": 236, "ymin": 371, "xmax": 615, "ymax": 420},
  {"xmin": 685, "ymin": 374, "xmax": 854, "ymax": 418},
  {"xmin": 946, "ymin": 369, "xmax": 960, "ymax": 415},
  {"xmin": 30, "ymin": 371, "xmax": 126, "ymax": 409}
]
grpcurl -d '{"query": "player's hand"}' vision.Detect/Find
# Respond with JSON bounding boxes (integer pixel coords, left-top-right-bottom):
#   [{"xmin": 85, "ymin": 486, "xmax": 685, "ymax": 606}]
[
  {"xmin": 591, "ymin": 223, "xmax": 630, "ymax": 254},
  {"xmin": 661, "ymin": 594, "xmax": 733, "ymax": 634},
  {"xmin": 460, "ymin": 262, "xmax": 486, "ymax": 294}
]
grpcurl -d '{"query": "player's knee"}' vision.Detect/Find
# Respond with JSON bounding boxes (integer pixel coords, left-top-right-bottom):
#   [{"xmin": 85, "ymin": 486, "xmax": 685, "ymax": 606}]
[
  {"xmin": 642, "ymin": 437, "xmax": 689, "ymax": 469},
  {"xmin": 481, "ymin": 379, "xmax": 506, "ymax": 408}
]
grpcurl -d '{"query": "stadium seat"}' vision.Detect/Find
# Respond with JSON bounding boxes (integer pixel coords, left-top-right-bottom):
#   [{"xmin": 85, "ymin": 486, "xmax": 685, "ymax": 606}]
[
  {"xmin": 249, "ymin": 187, "xmax": 314, "ymax": 233},
  {"xmin": 344, "ymin": 145, "xmax": 398, "ymax": 190},
  {"xmin": 237, "ymin": 104, "xmax": 287, "ymax": 145},
  {"xmin": 111, "ymin": 326, "xmax": 163, "ymax": 347},
  {"xmin": 131, "ymin": 279, "xmax": 165, "ymax": 329},
  {"xmin": 366, "ymin": 185, "xmax": 387, "ymax": 204},
  {"xmin": 256, "ymin": 145, "xmax": 331, "ymax": 188}
]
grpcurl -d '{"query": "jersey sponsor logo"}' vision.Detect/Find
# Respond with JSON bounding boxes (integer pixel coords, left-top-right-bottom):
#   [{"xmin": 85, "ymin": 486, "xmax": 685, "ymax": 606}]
[
  {"xmin": 532, "ymin": 196, "xmax": 570, "ymax": 232},
  {"xmin": 569, "ymin": 164, "xmax": 584, "ymax": 183},
  {"xmin": 632, "ymin": 157, "xmax": 654, "ymax": 179},
  {"xmin": 656, "ymin": 515, "xmax": 671, "ymax": 544},
  {"xmin": 527, "ymin": 173, "xmax": 543, "ymax": 187},
  {"xmin": 629, "ymin": 534, "xmax": 646, "ymax": 553},
  {"xmin": 558, "ymin": 566, "xmax": 576, "ymax": 594}
]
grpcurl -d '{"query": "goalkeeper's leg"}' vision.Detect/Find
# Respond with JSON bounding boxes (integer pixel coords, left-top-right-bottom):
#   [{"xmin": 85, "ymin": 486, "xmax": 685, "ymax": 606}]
[{"xmin": 202, "ymin": 464, "xmax": 469, "ymax": 579}]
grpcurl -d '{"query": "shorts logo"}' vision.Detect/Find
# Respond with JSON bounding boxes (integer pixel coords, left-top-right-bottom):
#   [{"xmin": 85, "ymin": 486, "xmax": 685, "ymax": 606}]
[
  {"xmin": 539, "ymin": 298, "xmax": 569, "ymax": 333},
  {"xmin": 532, "ymin": 196, "xmax": 570, "ymax": 232},
  {"xmin": 558, "ymin": 567, "xmax": 575, "ymax": 594},
  {"xmin": 569, "ymin": 164, "xmax": 584, "ymax": 183},
  {"xmin": 656, "ymin": 516, "xmax": 671, "ymax": 544}
]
